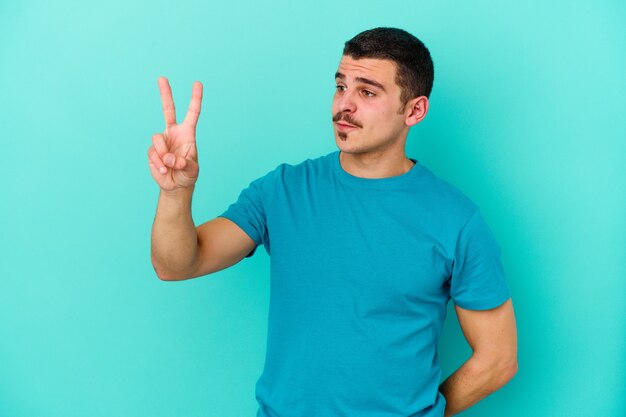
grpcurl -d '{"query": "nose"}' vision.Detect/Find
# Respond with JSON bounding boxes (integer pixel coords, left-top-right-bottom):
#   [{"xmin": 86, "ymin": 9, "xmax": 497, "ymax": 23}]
[{"xmin": 336, "ymin": 89, "xmax": 357, "ymax": 113}]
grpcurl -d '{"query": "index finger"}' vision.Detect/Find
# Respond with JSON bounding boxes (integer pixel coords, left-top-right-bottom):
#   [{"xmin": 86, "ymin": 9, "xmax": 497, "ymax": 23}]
[
  {"xmin": 157, "ymin": 76, "xmax": 177, "ymax": 128},
  {"xmin": 183, "ymin": 81, "xmax": 203, "ymax": 127}
]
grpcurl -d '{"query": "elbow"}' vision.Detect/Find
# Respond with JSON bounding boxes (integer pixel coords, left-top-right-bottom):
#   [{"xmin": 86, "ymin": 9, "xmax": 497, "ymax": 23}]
[
  {"xmin": 152, "ymin": 262, "xmax": 173, "ymax": 281},
  {"xmin": 151, "ymin": 259, "xmax": 199, "ymax": 281},
  {"xmin": 493, "ymin": 356, "xmax": 518, "ymax": 388},
  {"xmin": 154, "ymin": 267, "xmax": 186, "ymax": 281},
  {"xmin": 471, "ymin": 352, "xmax": 518, "ymax": 391},
  {"xmin": 503, "ymin": 359, "xmax": 518, "ymax": 382},
  {"xmin": 151, "ymin": 256, "xmax": 182, "ymax": 281},
  {"xmin": 155, "ymin": 270, "xmax": 176, "ymax": 281}
]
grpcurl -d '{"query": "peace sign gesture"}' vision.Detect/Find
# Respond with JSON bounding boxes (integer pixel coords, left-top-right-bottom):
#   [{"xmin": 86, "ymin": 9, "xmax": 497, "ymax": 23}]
[{"xmin": 148, "ymin": 77, "xmax": 203, "ymax": 192}]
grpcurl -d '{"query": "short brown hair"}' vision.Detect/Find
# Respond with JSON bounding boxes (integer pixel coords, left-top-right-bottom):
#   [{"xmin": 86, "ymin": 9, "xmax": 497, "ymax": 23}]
[{"xmin": 343, "ymin": 27, "xmax": 434, "ymax": 109}]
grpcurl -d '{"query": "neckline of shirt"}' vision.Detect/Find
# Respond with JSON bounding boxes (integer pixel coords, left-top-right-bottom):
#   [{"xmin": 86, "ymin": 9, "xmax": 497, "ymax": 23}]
[{"xmin": 330, "ymin": 150, "xmax": 422, "ymax": 189}]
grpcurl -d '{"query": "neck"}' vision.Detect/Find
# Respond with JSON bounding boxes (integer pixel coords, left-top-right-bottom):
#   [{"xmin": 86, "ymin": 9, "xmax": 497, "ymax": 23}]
[{"xmin": 339, "ymin": 150, "xmax": 414, "ymax": 179}]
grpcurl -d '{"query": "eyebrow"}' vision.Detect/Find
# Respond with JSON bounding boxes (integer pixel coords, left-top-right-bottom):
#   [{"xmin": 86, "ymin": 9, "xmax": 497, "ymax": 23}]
[{"xmin": 335, "ymin": 71, "xmax": 386, "ymax": 92}]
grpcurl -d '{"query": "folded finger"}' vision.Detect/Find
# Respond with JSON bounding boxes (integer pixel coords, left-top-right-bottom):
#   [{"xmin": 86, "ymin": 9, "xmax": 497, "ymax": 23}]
[
  {"xmin": 152, "ymin": 133, "xmax": 168, "ymax": 157},
  {"xmin": 148, "ymin": 162, "xmax": 162, "ymax": 180},
  {"xmin": 148, "ymin": 146, "xmax": 168, "ymax": 174},
  {"xmin": 163, "ymin": 152, "xmax": 176, "ymax": 168}
]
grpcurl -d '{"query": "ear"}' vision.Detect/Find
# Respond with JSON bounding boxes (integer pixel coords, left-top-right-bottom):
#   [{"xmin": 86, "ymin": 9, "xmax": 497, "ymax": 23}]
[{"xmin": 404, "ymin": 96, "xmax": 429, "ymax": 127}]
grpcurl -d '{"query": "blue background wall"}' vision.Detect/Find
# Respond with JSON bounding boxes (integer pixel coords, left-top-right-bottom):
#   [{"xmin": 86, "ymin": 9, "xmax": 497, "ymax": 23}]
[{"xmin": 1, "ymin": 1, "xmax": 624, "ymax": 416}]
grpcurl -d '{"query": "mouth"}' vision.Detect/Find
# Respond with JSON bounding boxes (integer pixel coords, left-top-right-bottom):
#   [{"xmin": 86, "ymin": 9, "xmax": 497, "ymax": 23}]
[{"xmin": 336, "ymin": 122, "xmax": 358, "ymax": 131}]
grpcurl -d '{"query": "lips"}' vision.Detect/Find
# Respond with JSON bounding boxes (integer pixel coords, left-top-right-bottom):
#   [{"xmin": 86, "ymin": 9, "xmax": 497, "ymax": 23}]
[{"xmin": 336, "ymin": 121, "xmax": 358, "ymax": 130}]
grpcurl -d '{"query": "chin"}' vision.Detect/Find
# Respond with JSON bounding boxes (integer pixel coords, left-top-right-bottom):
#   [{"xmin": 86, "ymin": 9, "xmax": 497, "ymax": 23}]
[
  {"xmin": 335, "ymin": 135, "xmax": 354, "ymax": 152},
  {"xmin": 335, "ymin": 140, "xmax": 365, "ymax": 155},
  {"xmin": 335, "ymin": 131, "xmax": 358, "ymax": 150},
  {"xmin": 334, "ymin": 127, "xmax": 378, "ymax": 155}
]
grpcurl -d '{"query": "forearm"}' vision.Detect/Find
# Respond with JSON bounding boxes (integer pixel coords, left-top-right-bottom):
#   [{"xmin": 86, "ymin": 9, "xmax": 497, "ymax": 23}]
[
  {"xmin": 151, "ymin": 187, "xmax": 199, "ymax": 280},
  {"xmin": 439, "ymin": 354, "xmax": 517, "ymax": 417}
]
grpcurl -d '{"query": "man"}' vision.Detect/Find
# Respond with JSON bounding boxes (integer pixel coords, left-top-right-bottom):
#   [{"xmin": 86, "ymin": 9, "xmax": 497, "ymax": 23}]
[{"xmin": 148, "ymin": 27, "xmax": 517, "ymax": 417}]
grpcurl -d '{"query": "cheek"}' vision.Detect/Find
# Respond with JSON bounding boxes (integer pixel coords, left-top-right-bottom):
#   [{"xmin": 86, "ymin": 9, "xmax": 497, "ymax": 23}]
[{"xmin": 373, "ymin": 110, "xmax": 389, "ymax": 127}]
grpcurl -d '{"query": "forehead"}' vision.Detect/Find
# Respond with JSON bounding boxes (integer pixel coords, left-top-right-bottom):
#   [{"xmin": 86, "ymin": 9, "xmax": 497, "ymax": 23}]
[{"xmin": 336, "ymin": 55, "xmax": 398, "ymax": 87}]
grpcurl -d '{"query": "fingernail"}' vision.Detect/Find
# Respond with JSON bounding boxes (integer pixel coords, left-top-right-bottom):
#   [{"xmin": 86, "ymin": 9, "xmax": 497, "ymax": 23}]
[
  {"xmin": 165, "ymin": 155, "xmax": 175, "ymax": 165},
  {"xmin": 159, "ymin": 166, "xmax": 167, "ymax": 174}
]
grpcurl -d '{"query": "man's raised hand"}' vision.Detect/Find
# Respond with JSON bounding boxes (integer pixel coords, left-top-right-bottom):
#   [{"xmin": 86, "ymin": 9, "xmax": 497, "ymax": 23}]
[{"xmin": 148, "ymin": 77, "xmax": 204, "ymax": 192}]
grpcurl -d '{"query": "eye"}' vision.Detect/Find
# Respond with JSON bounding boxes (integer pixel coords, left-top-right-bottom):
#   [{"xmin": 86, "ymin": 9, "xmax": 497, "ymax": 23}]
[
  {"xmin": 335, "ymin": 85, "xmax": 346, "ymax": 92},
  {"xmin": 362, "ymin": 90, "xmax": 375, "ymax": 97}
]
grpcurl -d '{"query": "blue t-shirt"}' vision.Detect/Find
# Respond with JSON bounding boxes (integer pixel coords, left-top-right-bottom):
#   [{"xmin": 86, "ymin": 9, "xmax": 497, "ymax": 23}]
[{"xmin": 219, "ymin": 150, "xmax": 511, "ymax": 417}]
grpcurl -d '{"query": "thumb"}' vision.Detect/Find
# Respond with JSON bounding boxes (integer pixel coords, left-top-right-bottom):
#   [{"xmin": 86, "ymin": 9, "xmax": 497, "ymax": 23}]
[
  {"xmin": 174, "ymin": 151, "xmax": 199, "ymax": 178},
  {"xmin": 173, "ymin": 157, "xmax": 199, "ymax": 185},
  {"xmin": 173, "ymin": 143, "xmax": 193, "ymax": 169}
]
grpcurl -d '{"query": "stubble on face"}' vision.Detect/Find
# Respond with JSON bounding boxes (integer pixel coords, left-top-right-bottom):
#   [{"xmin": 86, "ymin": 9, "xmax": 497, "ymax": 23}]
[{"xmin": 332, "ymin": 112, "xmax": 362, "ymax": 140}]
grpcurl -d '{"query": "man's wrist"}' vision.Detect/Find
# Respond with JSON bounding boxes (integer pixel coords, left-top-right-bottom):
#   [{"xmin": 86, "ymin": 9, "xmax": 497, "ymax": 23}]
[{"xmin": 160, "ymin": 185, "xmax": 195, "ymax": 200}]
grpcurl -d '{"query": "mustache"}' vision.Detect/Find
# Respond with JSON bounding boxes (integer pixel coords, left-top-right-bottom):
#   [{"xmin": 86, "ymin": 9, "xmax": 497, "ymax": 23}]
[{"xmin": 332, "ymin": 113, "xmax": 362, "ymax": 128}]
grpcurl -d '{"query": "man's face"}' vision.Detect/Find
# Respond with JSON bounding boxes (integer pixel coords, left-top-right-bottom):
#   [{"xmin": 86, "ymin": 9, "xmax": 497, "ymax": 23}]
[{"xmin": 332, "ymin": 55, "xmax": 409, "ymax": 155}]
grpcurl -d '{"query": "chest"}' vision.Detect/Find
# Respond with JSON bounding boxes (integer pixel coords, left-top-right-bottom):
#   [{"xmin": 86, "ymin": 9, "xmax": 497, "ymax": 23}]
[{"xmin": 266, "ymin": 185, "xmax": 454, "ymax": 305}]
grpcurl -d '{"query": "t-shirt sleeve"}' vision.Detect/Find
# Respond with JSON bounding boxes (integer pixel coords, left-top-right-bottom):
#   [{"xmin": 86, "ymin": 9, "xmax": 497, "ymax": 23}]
[
  {"xmin": 449, "ymin": 207, "xmax": 511, "ymax": 310},
  {"xmin": 217, "ymin": 165, "xmax": 281, "ymax": 258}
]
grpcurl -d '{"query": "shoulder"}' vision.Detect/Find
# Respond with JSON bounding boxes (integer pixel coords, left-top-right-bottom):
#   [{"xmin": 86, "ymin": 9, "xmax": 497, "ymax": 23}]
[{"xmin": 413, "ymin": 162, "xmax": 479, "ymax": 223}]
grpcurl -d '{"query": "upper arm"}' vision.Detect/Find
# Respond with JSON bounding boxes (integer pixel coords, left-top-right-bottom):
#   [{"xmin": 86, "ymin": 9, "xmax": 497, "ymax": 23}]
[
  {"xmin": 187, "ymin": 216, "xmax": 257, "ymax": 279},
  {"xmin": 455, "ymin": 298, "xmax": 518, "ymax": 370}
]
